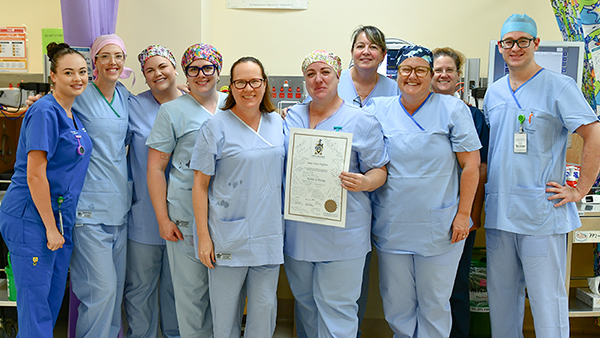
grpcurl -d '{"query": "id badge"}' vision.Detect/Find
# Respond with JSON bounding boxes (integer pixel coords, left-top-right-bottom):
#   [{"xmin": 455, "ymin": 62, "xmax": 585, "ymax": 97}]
[{"xmin": 514, "ymin": 132, "xmax": 527, "ymax": 153}]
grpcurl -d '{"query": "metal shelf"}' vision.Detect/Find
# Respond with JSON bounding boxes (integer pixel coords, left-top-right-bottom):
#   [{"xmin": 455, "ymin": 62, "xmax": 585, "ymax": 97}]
[
  {"xmin": 567, "ymin": 205, "xmax": 600, "ymax": 317},
  {"xmin": 0, "ymin": 279, "xmax": 16, "ymax": 307},
  {"xmin": 569, "ymin": 289, "xmax": 600, "ymax": 317}
]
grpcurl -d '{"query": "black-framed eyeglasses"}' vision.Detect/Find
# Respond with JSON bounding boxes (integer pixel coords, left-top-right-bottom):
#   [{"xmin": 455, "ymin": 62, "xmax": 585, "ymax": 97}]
[
  {"xmin": 231, "ymin": 78, "xmax": 264, "ymax": 90},
  {"xmin": 499, "ymin": 38, "xmax": 535, "ymax": 49},
  {"xmin": 185, "ymin": 64, "xmax": 217, "ymax": 77},
  {"xmin": 398, "ymin": 66, "xmax": 431, "ymax": 78},
  {"xmin": 96, "ymin": 53, "xmax": 126, "ymax": 64}
]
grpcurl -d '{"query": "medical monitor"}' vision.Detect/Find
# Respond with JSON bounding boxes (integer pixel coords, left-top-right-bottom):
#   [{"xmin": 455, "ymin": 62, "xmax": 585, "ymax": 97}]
[{"xmin": 487, "ymin": 40, "xmax": 585, "ymax": 88}]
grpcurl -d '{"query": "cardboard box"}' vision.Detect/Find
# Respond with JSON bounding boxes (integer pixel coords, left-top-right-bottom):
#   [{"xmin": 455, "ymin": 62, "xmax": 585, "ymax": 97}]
[{"xmin": 576, "ymin": 288, "xmax": 600, "ymax": 308}]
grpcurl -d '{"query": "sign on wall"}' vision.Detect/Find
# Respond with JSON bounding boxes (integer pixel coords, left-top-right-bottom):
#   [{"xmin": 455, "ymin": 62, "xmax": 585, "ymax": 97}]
[
  {"xmin": 227, "ymin": 0, "xmax": 307, "ymax": 9},
  {"xmin": 0, "ymin": 27, "xmax": 27, "ymax": 73}
]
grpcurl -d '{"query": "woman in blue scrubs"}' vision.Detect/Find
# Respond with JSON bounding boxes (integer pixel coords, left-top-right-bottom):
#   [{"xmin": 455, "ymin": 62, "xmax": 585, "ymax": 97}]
[
  {"xmin": 0, "ymin": 42, "xmax": 91, "ymax": 337},
  {"xmin": 284, "ymin": 50, "xmax": 388, "ymax": 338},
  {"xmin": 124, "ymin": 45, "xmax": 181, "ymax": 338},
  {"xmin": 69, "ymin": 34, "xmax": 133, "ymax": 338},
  {"xmin": 367, "ymin": 45, "xmax": 481, "ymax": 338},
  {"xmin": 340, "ymin": 25, "xmax": 398, "ymax": 107},
  {"xmin": 191, "ymin": 56, "xmax": 283, "ymax": 338},
  {"xmin": 146, "ymin": 43, "xmax": 226, "ymax": 337}
]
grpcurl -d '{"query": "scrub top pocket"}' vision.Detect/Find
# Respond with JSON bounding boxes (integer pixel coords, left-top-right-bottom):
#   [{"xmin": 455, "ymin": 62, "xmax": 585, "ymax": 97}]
[{"xmin": 507, "ymin": 185, "xmax": 548, "ymax": 226}]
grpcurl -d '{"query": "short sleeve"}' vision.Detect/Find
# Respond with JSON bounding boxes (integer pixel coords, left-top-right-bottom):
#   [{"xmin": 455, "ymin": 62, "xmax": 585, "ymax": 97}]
[
  {"xmin": 190, "ymin": 119, "xmax": 219, "ymax": 176},
  {"xmin": 355, "ymin": 113, "xmax": 389, "ymax": 173},
  {"xmin": 25, "ymin": 101, "xmax": 59, "ymax": 159},
  {"xmin": 146, "ymin": 105, "xmax": 177, "ymax": 153},
  {"xmin": 555, "ymin": 79, "xmax": 597, "ymax": 133},
  {"xmin": 449, "ymin": 101, "xmax": 482, "ymax": 153}
]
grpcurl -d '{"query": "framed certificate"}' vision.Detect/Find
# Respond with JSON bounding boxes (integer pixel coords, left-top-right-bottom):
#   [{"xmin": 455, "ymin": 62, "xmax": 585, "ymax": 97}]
[{"xmin": 284, "ymin": 128, "xmax": 353, "ymax": 227}]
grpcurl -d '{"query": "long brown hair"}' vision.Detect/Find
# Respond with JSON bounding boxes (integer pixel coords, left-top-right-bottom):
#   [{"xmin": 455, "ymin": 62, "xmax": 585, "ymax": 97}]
[{"xmin": 221, "ymin": 56, "xmax": 276, "ymax": 113}]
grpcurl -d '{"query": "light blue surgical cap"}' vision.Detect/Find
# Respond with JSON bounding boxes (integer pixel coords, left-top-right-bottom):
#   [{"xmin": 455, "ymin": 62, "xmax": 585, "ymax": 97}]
[{"xmin": 501, "ymin": 14, "xmax": 537, "ymax": 39}]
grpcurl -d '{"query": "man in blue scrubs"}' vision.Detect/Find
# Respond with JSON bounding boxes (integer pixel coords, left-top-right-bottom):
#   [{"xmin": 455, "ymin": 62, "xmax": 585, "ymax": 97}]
[{"xmin": 483, "ymin": 13, "xmax": 600, "ymax": 337}]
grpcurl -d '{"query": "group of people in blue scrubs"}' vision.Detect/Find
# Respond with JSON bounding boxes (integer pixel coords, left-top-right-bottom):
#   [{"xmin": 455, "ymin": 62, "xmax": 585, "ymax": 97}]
[{"xmin": 7, "ymin": 11, "xmax": 600, "ymax": 338}]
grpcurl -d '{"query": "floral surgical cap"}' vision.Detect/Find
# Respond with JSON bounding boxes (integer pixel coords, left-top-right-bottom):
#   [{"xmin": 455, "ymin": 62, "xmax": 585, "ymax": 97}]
[
  {"xmin": 138, "ymin": 44, "xmax": 177, "ymax": 73},
  {"xmin": 181, "ymin": 43, "xmax": 223, "ymax": 74},
  {"xmin": 301, "ymin": 50, "xmax": 342, "ymax": 78}
]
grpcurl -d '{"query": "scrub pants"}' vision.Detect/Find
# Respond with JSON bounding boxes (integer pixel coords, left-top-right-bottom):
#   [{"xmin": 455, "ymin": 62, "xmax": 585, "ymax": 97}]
[
  {"xmin": 208, "ymin": 264, "xmax": 280, "ymax": 338},
  {"xmin": 0, "ymin": 211, "xmax": 73, "ymax": 338},
  {"xmin": 284, "ymin": 254, "xmax": 365, "ymax": 338},
  {"xmin": 450, "ymin": 230, "xmax": 477, "ymax": 338},
  {"xmin": 165, "ymin": 229, "xmax": 212, "ymax": 338},
  {"xmin": 486, "ymin": 229, "xmax": 569, "ymax": 338},
  {"xmin": 124, "ymin": 240, "xmax": 180, "ymax": 338},
  {"xmin": 377, "ymin": 243, "xmax": 464, "ymax": 338},
  {"xmin": 70, "ymin": 223, "xmax": 127, "ymax": 338}
]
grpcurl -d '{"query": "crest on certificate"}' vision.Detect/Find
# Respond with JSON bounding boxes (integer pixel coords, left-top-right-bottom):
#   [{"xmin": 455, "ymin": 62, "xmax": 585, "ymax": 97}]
[{"xmin": 315, "ymin": 139, "xmax": 324, "ymax": 155}]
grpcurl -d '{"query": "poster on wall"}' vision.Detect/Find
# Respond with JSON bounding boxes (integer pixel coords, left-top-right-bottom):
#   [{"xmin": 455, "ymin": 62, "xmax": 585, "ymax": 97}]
[
  {"xmin": 0, "ymin": 27, "xmax": 27, "ymax": 73},
  {"xmin": 552, "ymin": 0, "xmax": 597, "ymax": 109},
  {"xmin": 227, "ymin": 0, "xmax": 307, "ymax": 9},
  {"xmin": 41, "ymin": 28, "xmax": 64, "ymax": 53}
]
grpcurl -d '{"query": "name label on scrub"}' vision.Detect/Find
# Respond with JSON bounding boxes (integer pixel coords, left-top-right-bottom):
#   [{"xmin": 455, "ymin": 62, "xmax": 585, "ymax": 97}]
[
  {"xmin": 514, "ymin": 133, "xmax": 527, "ymax": 153},
  {"xmin": 215, "ymin": 252, "xmax": 232, "ymax": 260},
  {"xmin": 77, "ymin": 211, "xmax": 93, "ymax": 219}
]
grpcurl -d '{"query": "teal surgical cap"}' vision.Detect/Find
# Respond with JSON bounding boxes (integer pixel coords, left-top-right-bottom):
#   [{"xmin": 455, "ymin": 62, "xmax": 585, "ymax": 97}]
[{"xmin": 501, "ymin": 13, "xmax": 537, "ymax": 39}]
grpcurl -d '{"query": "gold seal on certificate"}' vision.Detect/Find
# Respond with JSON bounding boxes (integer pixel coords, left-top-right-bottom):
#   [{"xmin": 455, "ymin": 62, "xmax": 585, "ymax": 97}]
[{"xmin": 284, "ymin": 128, "xmax": 353, "ymax": 228}]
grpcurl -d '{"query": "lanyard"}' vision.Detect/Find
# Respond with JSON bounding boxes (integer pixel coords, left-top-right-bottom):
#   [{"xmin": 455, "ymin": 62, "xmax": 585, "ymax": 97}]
[
  {"xmin": 398, "ymin": 92, "xmax": 432, "ymax": 131},
  {"xmin": 92, "ymin": 82, "xmax": 121, "ymax": 118},
  {"xmin": 507, "ymin": 68, "xmax": 544, "ymax": 109}
]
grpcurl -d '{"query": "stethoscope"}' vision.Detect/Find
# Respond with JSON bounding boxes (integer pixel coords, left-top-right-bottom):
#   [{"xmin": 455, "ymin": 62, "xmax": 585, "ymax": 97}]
[{"xmin": 74, "ymin": 134, "xmax": 85, "ymax": 155}]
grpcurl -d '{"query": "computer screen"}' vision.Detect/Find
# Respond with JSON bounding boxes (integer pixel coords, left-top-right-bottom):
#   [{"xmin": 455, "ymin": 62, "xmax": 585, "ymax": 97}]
[{"xmin": 487, "ymin": 40, "xmax": 585, "ymax": 88}]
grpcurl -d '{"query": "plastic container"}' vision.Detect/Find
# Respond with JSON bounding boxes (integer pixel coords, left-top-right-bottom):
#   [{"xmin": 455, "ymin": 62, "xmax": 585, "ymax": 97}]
[
  {"xmin": 5, "ymin": 253, "xmax": 16, "ymax": 302},
  {"xmin": 469, "ymin": 248, "xmax": 491, "ymax": 338}
]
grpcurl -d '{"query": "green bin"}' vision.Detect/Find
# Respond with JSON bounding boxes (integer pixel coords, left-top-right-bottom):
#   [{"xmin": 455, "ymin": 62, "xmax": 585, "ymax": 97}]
[
  {"xmin": 5, "ymin": 253, "xmax": 16, "ymax": 302},
  {"xmin": 469, "ymin": 248, "xmax": 491, "ymax": 338}
]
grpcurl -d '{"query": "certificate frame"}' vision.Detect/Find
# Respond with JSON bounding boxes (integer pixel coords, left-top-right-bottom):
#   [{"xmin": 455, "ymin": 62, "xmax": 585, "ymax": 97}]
[{"xmin": 284, "ymin": 128, "xmax": 353, "ymax": 227}]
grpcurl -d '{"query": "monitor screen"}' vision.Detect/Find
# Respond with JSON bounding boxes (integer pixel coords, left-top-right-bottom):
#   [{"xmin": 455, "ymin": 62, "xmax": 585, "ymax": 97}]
[{"xmin": 487, "ymin": 40, "xmax": 585, "ymax": 88}]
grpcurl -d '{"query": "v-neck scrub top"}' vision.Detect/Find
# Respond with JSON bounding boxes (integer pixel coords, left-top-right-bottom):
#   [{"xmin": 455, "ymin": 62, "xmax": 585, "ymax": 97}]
[
  {"xmin": 483, "ymin": 69, "xmax": 598, "ymax": 235},
  {"xmin": 367, "ymin": 93, "xmax": 482, "ymax": 257},
  {"xmin": 73, "ymin": 82, "xmax": 131, "ymax": 226},
  {"xmin": 1, "ymin": 94, "xmax": 92, "ymax": 226},
  {"xmin": 146, "ymin": 92, "xmax": 226, "ymax": 225},
  {"xmin": 191, "ymin": 110, "xmax": 285, "ymax": 267},
  {"xmin": 283, "ymin": 101, "xmax": 389, "ymax": 262}
]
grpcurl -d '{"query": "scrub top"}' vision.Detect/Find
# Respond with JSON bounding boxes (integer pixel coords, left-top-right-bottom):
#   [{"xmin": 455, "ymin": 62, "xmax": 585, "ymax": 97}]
[
  {"xmin": 127, "ymin": 90, "xmax": 166, "ymax": 245},
  {"xmin": 483, "ymin": 69, "xmax": 598, "ymax": 235},
  {"xmin": 469, "ymin": 105, "xmax": 489, "ymax": 163},
  {"xmin": 367, "ymin": 93, "xmax": 481, "ymax": 257},
  {"xmin": 146, "ymin": 92, "xmax": 226, "ymax": 225},
  {"xmin": 305, "ymin": 69, "xmax": 399, "ymax": 107},
  {"xmin": 191, "ymin": 110, "xmax": 285, "ymax": 267},
  {"xmin": 284, "ymin": 102, "xmax": 389, "ymax": 262},
  {"xmin": 1, "ymin": 94, "xmax": 92, "ymax": 228},
  {"xmin": 337, "ymin": 69, "xmax": 399, "ymax": 107},
  {"xmin": 73, "ymin": 82, "xmax": 131, "ymax": 226}
]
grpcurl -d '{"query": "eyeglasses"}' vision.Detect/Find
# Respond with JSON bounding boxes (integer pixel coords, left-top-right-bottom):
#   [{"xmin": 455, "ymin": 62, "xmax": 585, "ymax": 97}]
[
  {"xmin": 499, "ymin": 38, "xmax": 535, "ymax": 49},
  {"xmin": 398, "ymin": 66, "xmax": 431, "ymax": 77},
  {"xmin": 96, "ymin": 53, "xmax": 126, "ymax": 64},
  {"xmin": 231, "ymin": 78, "xmax": 264, "ymax": 90},
  {"xmin": 353, "ymin": 96, "xmax": 363, "ymax": 108},
  {"xmin": 433, "ymin": 67, "xmax": 456, "ymax": 75},
  {"xmin": 185, "ymin": 65, "xmax": 217, "ymax": 77}
]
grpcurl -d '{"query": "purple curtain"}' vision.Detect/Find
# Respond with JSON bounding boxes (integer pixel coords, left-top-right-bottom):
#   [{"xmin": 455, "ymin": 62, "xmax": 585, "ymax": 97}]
[{"xmin": 60, "ymin": 0, "xmax": 120, "ymax": 47}]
